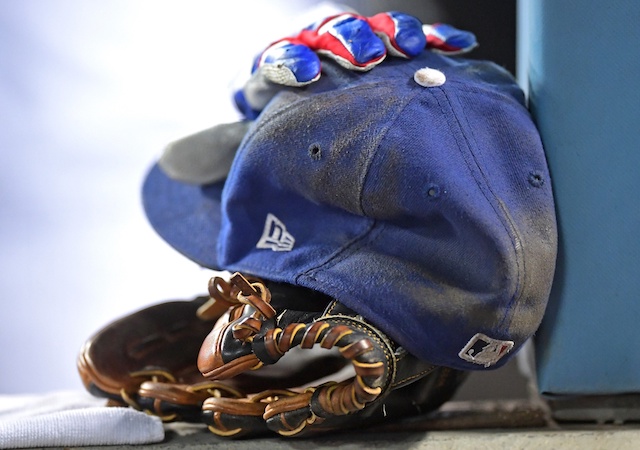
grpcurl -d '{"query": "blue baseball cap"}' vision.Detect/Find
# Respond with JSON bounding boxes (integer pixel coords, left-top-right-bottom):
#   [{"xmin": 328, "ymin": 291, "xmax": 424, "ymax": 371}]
[{"xmin": 143, "ymin": 50, "xmax": 557, "ymax": 371}]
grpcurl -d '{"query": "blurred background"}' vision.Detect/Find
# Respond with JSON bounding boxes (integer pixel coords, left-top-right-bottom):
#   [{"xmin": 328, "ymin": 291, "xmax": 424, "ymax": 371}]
[{"xmin": 1, "ymin": 1, "xmax": 524, "ymax": 399}]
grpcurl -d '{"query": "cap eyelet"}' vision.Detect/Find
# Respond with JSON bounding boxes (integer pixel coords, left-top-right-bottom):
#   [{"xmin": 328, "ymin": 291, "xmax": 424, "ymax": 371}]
[
  {"xmin": 528, "ymin": 171, "xmax": 545, "ymax": 188},
  {"xmin": 426, "ymin": 184, "xmax": 441, "ymax": 198},
  {"xmin": 308, "ymin": 143, "xmax": 322, "ymax": 160}
]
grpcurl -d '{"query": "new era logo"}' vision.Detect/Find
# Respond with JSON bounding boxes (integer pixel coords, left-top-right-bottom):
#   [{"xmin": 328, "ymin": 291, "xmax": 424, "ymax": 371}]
[
  {"xmin": 458, "ymin": 333, "xmax": 514, "ymax": 368},
  {"xmin": 256, "ymin": 213, "xmax": 295, "ymax": 252}
]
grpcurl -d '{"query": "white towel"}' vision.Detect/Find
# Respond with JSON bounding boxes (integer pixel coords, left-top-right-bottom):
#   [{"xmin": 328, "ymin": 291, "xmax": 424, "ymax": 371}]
[{"xmin": 0, "ymin": 391, "xmax": 164, "ymax": 448}]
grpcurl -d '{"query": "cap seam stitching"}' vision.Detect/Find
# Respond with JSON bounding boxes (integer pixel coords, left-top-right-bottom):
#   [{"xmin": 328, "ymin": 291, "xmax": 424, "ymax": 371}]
[
  {"xmin": 295, "ymin": 219, "xmax": 381, "ymax": 283},
  {"xmin": 435, "ymin": 87, "xmax": 525, "ymax": 335},
  {"xmin": 358, "ymin": 88, "xmax": 423, "ymax": 216}
]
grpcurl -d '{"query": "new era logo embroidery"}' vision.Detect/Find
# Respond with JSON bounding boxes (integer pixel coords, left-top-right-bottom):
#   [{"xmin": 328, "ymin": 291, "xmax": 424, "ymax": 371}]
[
  {"xmin": 256, "ymin": 213, "xmax": 295, "ymax": 252},
  {"xmin": 458, "ymin": 333, "xmax": 514, "ymax": 368}
]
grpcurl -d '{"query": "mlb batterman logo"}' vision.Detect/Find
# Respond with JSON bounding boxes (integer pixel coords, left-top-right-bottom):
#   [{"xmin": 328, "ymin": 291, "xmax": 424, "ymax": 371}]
[
  {"xmin": 256, "ymin": 213, "xmax": 295, "ymax": 252},
  {"xmin": 458, "ymin": 333, "xmax": 514, "ymax": 368}
]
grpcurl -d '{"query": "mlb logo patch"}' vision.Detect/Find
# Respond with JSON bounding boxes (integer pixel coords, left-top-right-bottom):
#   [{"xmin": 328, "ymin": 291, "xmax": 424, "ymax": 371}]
[{"xmin": 458, "ymin": 333, "xmax": 514, "ymax": 368}]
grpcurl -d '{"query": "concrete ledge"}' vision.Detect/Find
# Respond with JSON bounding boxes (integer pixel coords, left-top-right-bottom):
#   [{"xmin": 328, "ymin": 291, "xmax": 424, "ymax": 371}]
[
  {"xmin": 46, "ymin": 399, "xmax": 640, "ymax": 450},
  {"xmin": 66, "ymin": 426, "xmax": 640, "ymax": 450}
]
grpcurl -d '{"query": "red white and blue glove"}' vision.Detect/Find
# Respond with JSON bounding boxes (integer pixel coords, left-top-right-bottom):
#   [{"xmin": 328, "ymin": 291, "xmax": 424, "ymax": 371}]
[
  {"xmin": 255, "ymin": 12, "xmax": 475, "ymax": 84},
  {"xmin": 235, "ymin": 12, "xmax": 476, "ymax": 117}
]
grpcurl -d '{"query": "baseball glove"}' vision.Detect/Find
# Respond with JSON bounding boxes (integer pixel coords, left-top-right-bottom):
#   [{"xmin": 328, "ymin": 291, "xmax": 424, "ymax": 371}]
[{"xmin": 78, "ymin": 271, "xmax": 467, "ymax": 438}]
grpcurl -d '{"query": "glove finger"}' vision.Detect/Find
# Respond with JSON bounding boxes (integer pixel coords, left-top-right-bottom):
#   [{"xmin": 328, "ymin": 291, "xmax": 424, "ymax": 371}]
[
  {"xmin": 197, "ymin": 274, "xmax": 276, "ymax": 380},
  {"xmin": 252, "ymin": 39, "xmax": 321, "ymax": 87},
  {"xmin": 77, "ymin": 296, "xmax": 221, "ymax": 421},
  {"xmin": 197, "ymin": 273, "xmax": 333, "ymax": 381},
  {"xmin": 424, "ymin": 22, "xmax": 478, "ymax": 55},
  {"xmin": 367, "ymin": 12, "xmax": 427, "ymax": 58},
  {"xmin": 201, "ymin": 390, "xmax": 295, "ymax": 438},
  {"xmin": 237, "ymin": 40, "xmax": 321, "ymax": 117},
  {"xmin": 158, "ymin": 121, "xmax": 251, "ymax": 185},
  {"xmin": 297, "ymin": 13, "xmax": 387, "ymax": 71},
  {"xmin": 134, "ymin": 380, "xmax": 245, "ymax": 423}
]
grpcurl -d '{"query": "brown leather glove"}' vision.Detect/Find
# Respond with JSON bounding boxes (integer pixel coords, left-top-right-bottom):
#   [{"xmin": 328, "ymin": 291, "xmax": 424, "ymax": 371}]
[
  {"xmin": 77, "ymin": 296, "xmax": 240, "ymax": 423},
  {"xmin": 78, "ymin": 272, "xmax": 467, "ymax": 438}
]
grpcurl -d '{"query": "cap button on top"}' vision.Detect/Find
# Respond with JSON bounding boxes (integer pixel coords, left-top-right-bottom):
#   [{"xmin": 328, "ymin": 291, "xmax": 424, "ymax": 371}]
[{"xmin": 414, "ymin": 67, "xmax": 446, "ymax": 87}]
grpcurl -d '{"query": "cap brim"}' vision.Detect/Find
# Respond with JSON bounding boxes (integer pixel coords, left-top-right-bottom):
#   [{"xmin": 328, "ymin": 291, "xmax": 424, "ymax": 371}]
[{"xmin": 142, "ymin": 163, "xmax": 223, "ymax": 269}]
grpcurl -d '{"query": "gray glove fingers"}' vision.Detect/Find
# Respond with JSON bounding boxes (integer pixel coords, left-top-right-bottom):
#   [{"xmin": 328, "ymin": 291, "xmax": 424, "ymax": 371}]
[{"xmin": 158, "ymin": 121, "xmax": 251, "ymax": 185}]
